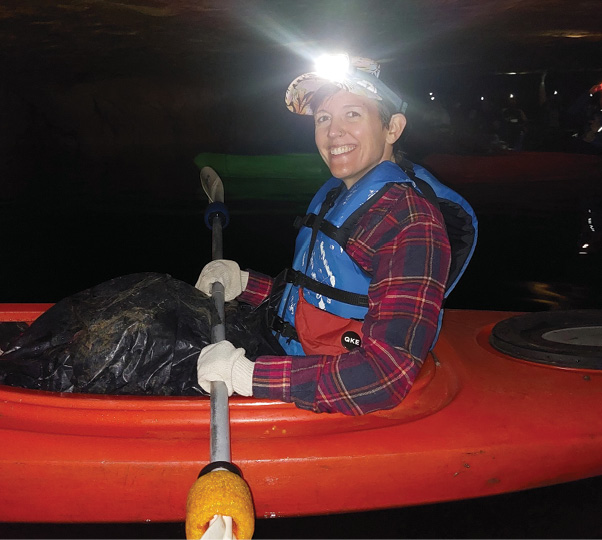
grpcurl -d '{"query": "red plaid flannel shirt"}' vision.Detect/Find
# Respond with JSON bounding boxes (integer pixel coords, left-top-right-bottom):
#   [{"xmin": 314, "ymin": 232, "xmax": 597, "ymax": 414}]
[{"xmin": 237, "ymin": 183, "xmax": 451, "ymax": 415}]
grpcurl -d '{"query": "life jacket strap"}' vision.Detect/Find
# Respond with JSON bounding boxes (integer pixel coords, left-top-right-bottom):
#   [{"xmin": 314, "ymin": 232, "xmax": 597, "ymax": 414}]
[
  {"xmin": 268, "ymin": 313, "xmax": 300, "ymax": 342},
  {"xmin": 294, "ymin": 213, "xmax": 351, "ymax": 244},
  {"xmin": 262, "ymin": 270, "xmax": 302, "ymax": 344},
  {"xmin": 293, "ymin": 183, "xmax": 394, "ymax": 256},
  {"xmin": 398, "ymin": 157, "xmax": 440, "ymax": 210},
  {"xmin": 330, "ymin": 183, "xmax": 392, "ymax": 249},
  {"xmin": 285, "ymin": 269, "xmax": 369, "ymax": 308}
]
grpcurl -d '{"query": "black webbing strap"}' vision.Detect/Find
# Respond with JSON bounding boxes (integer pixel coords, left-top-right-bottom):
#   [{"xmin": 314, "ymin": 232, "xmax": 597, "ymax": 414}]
[
  {"xmin": 270, "ymin": 183, "xmax": 369, "ymax": 343},
  {"xmin": 285, "ymin": 269, "xmax": 369, "ymax": 307},
  {"xmin": 304, "ymin": 185, "xmax": 343, "ymax": 269},
  {"xmin": 398, "ymin": 157, "xmax": 440, "ymax": 211},
  {"xmin": 299, "ymin": 184, "xmax": 369, "ymax": 307},
  {"xmin": 330, "ymin": 183, "xmax": 392, "ymax": 249},
  {"xmin": 269, "ymin": 186, "xmax": 343, "ymax": 344},
  {"xmin": 268, "ymin": 268, "xmax": 370, "ymax": 343},
  {"xmin": 294, "ymin": 183, "xmax": 394, "ymax": 250},
  {"xmin": 294, "ymin": 213, "xmax": 340, "ymax": 241}
]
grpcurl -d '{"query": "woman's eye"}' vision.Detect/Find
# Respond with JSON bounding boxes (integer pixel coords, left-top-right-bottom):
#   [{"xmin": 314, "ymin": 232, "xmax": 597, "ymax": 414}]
[
  {"xmin": 315, "ymin": 114, "xmax": 329, "ymax": 125},
  {"xmin": 347, "ymin": 110, "xmax": 361, "ymax": 118}
]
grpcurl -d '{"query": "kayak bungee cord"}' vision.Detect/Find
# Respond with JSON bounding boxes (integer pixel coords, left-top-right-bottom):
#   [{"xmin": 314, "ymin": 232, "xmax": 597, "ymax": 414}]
[{"xmin": 185, "ymin": 167, "xmax": 255, "ymax": 540}]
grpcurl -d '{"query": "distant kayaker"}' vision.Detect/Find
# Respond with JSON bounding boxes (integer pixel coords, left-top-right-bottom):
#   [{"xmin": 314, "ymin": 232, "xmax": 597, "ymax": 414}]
[{"xmin": 195, "ymin": 54, "xmax": 477, "ymax": 415}]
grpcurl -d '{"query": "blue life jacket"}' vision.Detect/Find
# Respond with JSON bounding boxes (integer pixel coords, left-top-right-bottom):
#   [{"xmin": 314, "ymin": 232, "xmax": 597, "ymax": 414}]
[{"xmin": 273, "ymin": 160, "xmax": 478, "ymax": 356}]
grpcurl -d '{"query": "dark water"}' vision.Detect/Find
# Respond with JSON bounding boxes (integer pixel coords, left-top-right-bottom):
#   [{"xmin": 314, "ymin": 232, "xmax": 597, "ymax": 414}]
[
  {"xmin": 1, "ymin": 156, "xmax": 602, "ymax": 538},
  {"xmin": 2, "ymin": 175, "xmax": 600, "ymax": 311}
]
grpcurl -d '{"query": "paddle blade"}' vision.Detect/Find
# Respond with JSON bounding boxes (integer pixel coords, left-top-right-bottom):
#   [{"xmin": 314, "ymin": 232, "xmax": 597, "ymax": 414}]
[
  {"xmin": 186, "ymin": 469, "xmax": 255, "ymax": 540},
  {"xmin": 201, "ymin": 167, "xmax": 225, "ymax": 204}
]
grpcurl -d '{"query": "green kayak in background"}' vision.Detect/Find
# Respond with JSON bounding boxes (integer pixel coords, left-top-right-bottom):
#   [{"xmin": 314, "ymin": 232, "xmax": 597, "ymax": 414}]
[{"xmin": 193, "ymin": 153, "xmax": 330, "ymax": 214}]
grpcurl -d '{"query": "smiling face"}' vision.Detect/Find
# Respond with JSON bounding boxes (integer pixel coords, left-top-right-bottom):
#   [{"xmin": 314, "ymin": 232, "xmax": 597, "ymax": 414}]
[{"xmin": 313, "ymin": 90, "xmax": 406, "ymax": 189}]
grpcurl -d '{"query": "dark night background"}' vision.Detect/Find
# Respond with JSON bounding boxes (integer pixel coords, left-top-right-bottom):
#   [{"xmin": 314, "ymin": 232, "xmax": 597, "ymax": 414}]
[{"xmin": 1, "ymin": 1, "xmax": 602, "ymax": 538}]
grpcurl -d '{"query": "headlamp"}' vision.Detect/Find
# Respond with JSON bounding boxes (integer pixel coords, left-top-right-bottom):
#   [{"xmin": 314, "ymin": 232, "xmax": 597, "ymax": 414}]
[
  {"xmin": 315, "ymin": 53, "xmax": 351, "ymax": 82},
  {"xmin": 285, "ymin": 52, "xmax": 407, "ymax": 115}
]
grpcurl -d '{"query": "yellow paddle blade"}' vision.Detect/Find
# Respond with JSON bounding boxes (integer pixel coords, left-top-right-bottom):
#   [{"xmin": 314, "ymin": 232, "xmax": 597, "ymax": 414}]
[{"xmin": 186, "ymin": 469, "xmax": 255, "ymax": 540}]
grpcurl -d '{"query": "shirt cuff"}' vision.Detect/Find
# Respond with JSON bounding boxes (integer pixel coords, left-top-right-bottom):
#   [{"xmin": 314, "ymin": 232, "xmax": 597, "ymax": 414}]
[
  {"xmin": 237, "ymin": 270, "xmax": 274, "ymax": 306},
  {"xmin": 232, "ymin": 357, "xmax": 255, "ymax": 397},
  {"xmin": 251, "ymin": 355, "xmax": 292, "ymax": 402}
]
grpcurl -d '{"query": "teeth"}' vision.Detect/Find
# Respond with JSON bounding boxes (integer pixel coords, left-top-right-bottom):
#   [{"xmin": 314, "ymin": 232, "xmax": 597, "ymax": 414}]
[{"xmin": 331, "ymin": 145, "xmax": 355, "ymax": 155}]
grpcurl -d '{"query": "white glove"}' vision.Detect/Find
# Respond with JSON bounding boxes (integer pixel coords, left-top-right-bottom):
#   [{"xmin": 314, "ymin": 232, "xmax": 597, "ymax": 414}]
[
  {"xmin": 197, "ymin": 340, "xmax": 255, "ymax": 396},
  {"xmin": 201, "ymin": 515, "xmax": 233, "ymax": 539},
  {"xmin": 195, "ymin": 260, "xmax": 250, "ymax": 302}
]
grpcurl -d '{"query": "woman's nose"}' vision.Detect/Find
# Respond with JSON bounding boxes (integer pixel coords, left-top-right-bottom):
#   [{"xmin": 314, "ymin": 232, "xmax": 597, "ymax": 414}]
[{"xmin": 328, "ymin": 121, "xmax": 344, "ymax": 139}]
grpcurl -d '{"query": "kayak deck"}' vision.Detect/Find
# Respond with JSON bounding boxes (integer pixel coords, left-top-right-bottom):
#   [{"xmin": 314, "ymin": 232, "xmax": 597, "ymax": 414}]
[{"xmin": 1, "ymin": 306, "xmax": 602, "ymax": 522}]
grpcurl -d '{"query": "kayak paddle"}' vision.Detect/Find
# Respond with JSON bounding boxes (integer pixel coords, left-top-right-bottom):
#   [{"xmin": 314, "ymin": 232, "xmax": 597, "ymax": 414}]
[{"xmin": 185, "ymin": 167, "xmax": 254, "ymax": 540}]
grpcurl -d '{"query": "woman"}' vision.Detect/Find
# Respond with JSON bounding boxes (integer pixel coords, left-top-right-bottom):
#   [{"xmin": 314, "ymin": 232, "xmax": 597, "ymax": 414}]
[{"xmin": 196, "ymin": 55, "xmax": 477, "ymax": 415}]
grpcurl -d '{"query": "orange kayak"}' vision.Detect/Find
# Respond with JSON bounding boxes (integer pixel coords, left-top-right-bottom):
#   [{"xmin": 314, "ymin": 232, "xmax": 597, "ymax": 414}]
[{"xmin": 1, "ymin": 304, "xmax": 601, "ymax": 523}]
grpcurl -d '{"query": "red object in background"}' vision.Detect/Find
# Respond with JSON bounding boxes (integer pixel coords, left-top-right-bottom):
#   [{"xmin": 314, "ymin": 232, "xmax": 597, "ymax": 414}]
[
  {"xmin": 422, "ymin": 151, "xmax": 602, "ymax": 185},
  {"xmin": 590, "ymin": 82, "xmax": 602, "ymax": 95}
]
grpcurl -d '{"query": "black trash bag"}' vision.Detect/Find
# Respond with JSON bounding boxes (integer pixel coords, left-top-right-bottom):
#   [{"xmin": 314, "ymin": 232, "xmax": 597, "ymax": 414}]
[
  {"xmin": 0, "ymin": 272, "xmax": 279, "ymax": 395},
  {"xmin": 0, "ymin": 322, "xmax": 29, "ymax": 354}
]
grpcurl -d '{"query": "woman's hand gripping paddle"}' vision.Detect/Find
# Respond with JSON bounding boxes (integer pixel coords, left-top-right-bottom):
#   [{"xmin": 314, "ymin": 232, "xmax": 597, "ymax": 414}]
[{"xmin": 185, "ymin": 167, "xmax": 255, "ymax": 540}]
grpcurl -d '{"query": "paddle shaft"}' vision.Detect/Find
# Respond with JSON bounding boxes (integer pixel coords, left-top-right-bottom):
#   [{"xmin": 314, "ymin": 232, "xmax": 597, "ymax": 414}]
[{"xmin": 209, "ymin": 213, "xmax": 231, "ymax": 464}]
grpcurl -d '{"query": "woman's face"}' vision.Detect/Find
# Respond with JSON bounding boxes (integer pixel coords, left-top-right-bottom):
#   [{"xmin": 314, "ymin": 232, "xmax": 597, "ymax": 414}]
[{"xmin": 313, "ymin": 90, "xmax": 404, "ymax": 188}]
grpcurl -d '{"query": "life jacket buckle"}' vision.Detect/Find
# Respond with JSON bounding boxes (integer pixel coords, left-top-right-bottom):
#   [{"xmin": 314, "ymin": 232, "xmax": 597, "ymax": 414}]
[{"xmin": 269, "ymin": 314, "xmax": 299, "ymax": 341}]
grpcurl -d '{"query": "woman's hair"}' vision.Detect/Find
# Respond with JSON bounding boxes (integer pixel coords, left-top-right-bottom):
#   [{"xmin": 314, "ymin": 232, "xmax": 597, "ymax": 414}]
[{"xmin": 309, "ymin": 83, "xmax": 406, "ymax": 163}]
